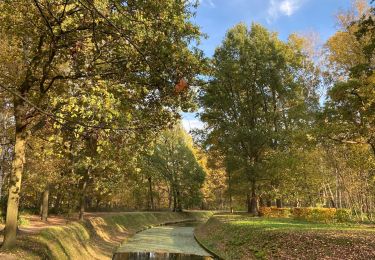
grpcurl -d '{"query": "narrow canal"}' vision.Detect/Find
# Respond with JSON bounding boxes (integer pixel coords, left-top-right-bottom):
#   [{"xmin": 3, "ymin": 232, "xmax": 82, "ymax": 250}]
[{"xmin": 113, "ymin": 221, "xmax": 214, "ymax": 260}]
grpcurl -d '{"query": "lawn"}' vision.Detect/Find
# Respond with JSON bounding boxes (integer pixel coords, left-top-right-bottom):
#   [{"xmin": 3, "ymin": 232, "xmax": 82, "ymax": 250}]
[{"xmin": 194, "ymin": 213, "xmax": 375, "ymax": 260}]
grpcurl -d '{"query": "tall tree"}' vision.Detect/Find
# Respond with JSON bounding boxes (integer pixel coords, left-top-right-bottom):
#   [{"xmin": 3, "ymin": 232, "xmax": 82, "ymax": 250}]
[
  {"xmin": 0, "ymin": 0, "xmax": 204, "ymax": 247},
  {"xmin": 148, "ymin": 125, "xmax": 205, "ymax": 212},
  {"xmin": 323, "ymin": 1, "xmax": 374, "ymax": 156},
  {"xmin": 200, "ymin": 23, "xmax": 319, "ymax": 213}
]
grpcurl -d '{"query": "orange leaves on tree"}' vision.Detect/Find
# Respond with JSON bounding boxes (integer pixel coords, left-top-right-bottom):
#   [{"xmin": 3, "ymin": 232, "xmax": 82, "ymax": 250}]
[{"xmin": 174, "ymin": 78, "xmax": 189, "ymax": 94}]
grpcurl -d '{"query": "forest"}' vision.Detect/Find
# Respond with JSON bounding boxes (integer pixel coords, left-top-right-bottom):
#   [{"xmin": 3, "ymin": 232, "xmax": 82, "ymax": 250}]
[{"xmin": 0, "ymin": 0, "xmax": 374, "ymax": 259}]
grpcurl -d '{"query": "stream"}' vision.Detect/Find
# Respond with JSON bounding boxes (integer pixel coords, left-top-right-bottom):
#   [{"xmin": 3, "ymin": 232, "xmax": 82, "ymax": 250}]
[{"xmin": 113, "ymin": 221, "xmax": 214, "ymax": 260}]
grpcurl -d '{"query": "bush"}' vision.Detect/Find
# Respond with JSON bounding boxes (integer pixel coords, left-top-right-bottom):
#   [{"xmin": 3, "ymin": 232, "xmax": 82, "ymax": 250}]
[
  {"xmin": 259, "ymin": 207, "xmax": 291, "ymax": 218},
  {"xmin": 260, "ymin": 207, "xmax": 353, "ymax": 223},
  {"xmin": 259, "ymin": 207, "xmax": 272, "ymax": 217},
  {"xmin": 310, "ymin": 208, "xmax": 336, "ymax": 223},
  {"xmin": 292, "ymin": 207, "xmax": 310, "ymax": 220},
  {"xmin": 292, "ymin": 207, "xmax": 336, "ymax": 223},
  {"xmin": 335, "ymin": 209, "xmax": 352, "ymax": 222}
]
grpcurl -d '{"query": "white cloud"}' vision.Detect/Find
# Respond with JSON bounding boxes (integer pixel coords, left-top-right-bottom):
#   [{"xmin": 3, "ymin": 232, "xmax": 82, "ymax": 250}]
[
  {"xmin": 206, "ymin": 0, "xmax": 215, "ymax": 7},
  {"xmin": 267, "ymin": 0, "xmax": 304, "ymax": 23},
  {"xmin": 182, "ymin": 119, "xmax": 205, "ymax": 132}
]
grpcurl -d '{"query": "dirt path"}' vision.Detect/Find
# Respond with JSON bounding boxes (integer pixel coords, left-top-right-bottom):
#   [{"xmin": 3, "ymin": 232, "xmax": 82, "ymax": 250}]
[
  {"xmin": 1, "ymin": 212, "xmax": 139, "ymax": 235},
  {"xmin": 0, "ymin": 214, "xmax": 73, "ymax": 238},
  {"xmin": 0, "ymin": 215, "xmax": 70, "ymax": 260}
]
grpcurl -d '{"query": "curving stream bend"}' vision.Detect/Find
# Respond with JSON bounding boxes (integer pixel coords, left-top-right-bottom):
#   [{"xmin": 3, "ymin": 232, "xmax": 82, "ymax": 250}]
[{"xmin": 113, "ymin": 221, "xmax": 213, "ymax": 260}]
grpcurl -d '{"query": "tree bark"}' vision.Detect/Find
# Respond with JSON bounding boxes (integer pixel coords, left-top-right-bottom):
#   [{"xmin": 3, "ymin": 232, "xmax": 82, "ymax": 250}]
[
  {"xmin": 327, "ymin": 183, "xmax": 336, "ymax": 208},
  {"xmin": 248, "ymin": 181, "xmax": 258, "ymax": 214},
  {"xmin": 176, "ymin": 189, "xmax": 182, "ymax": 212},
  {"xmin": 247, "ymin": 193, "xmax": 251, "ymax": 212},
  {"xmin": 167, "ymin": 185, "xmax": 172, "ymax": 210},
  {"xmin": 41, "ymin": 186, "xmax": 49, "ymax": 222},
  {"xmin": 95, "ymin": 198, "xmax": 101, "ymax": 210},
  {"xmin": 79, "ymin": 189, "xmax": 86, "ymax": 221},
  {"xmin": 250, "ymin": 195, "xmax": 258, "ymax": 214},
  {"xmin": 276, "ymin": 198, "xmax": 282, "ymax": 208},
  {"xmin": 148, "ymin": 177, "xmax": 154, "ymax": 210},
  {"xmin": 172, "ymin": 188, "xmax": 177, "ymax": 212},
  {"xmin": 79, "ymin": 169, "xmax": 89, "ymax": 221},
  {"xmin": 228, "ymin": 171, "xmax": 233, "ymax": 213},
  {"xmin": 2, "ymin": 118, "xmax": 27, "ymax": 249},
  {"xmin": 53, "ymin": 192, "xmax": 62, "ymax": 214}
]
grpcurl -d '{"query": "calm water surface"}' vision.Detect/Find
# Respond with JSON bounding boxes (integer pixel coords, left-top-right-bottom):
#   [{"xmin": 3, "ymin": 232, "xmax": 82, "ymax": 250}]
[{"xmin": 112, "ymin": 221, "xmax": 214, "ymax": 260}]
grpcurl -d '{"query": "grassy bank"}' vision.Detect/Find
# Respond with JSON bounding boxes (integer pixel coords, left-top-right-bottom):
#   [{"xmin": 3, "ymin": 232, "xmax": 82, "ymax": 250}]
[
  {"xmin": 195, "ymin": 213, "xmax": 375, "ymax": 260},
  {"xmin": 3, "ymin": 211, "xmax": 213, "ymax": 260}
]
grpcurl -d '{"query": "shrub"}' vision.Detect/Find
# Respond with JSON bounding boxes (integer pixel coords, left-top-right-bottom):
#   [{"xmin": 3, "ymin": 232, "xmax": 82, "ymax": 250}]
[
  {"xmin": 335, "ymin": 209, "xmax": 352, "ymax": 222},
  {"xmin": 310, "ymin": 208, "xmax": 336, "ymax": 223},
  {"xmin": 292, "ymin": 207, "xmax": 311, "ymax": 220},
  {"xmin": 259, "ymin": 207, "xmax": 272, "ymax": 217},
  {"xmin": 260, "ymin": 207, "xmax": 353, "ymax": 223},
  {"xmin": 259, "ymin": 207, "xmax": 291, "ymax": 218},
  {"xmin": 292, "ymin": 207, "xmax": 336, "ymax": 223}
]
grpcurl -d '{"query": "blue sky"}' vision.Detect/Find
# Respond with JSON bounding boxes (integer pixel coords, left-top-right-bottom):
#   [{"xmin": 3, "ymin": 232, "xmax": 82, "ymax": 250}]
[{"xmin": 182, "ymin": 0, "xmax": 354, "ymax": 131}]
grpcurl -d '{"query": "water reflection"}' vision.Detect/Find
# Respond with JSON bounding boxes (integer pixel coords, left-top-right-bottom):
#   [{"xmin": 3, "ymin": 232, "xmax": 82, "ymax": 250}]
[{"xmin": 113, "ymin": 252, "xmax": 213, "ymax": 260}]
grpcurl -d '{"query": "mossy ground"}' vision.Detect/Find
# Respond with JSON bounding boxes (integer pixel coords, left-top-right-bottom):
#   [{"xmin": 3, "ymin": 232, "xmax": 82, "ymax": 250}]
[
  {"xmin": 195, "ymin": 213, "xmax": 375, "ymax": 260},
  {"xmin": 0, "ymin": 211, "xmax": 213, "ymax": 260}
]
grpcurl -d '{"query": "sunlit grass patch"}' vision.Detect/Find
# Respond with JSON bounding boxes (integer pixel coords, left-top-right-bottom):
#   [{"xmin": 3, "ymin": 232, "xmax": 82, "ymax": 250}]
[
  {"xmin": 225, "ymin": 214, "xmax": 375, "ymax": 232},
  {"xmin": 195, "ymin": 214, "xmax": 375, "ymax": 260}
]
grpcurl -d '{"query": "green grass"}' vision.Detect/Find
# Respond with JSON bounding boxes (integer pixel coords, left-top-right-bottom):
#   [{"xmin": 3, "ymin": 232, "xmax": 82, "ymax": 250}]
[
  {"xmin": 195, "ymin": 214, "xmax": 375, "ymax": 260},
  {"xmin": 231, "ymin": 216, "xmax": 372, "ymax": 231}
]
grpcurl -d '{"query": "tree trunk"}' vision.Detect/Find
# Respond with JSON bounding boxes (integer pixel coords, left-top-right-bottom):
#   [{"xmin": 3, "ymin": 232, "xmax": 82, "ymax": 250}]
[
  {"xmin": 41, "ymin": 186, "xmax": 49, "ymax": 222},
  {"xmin": 327, "ymin": 184, "xmax": 336, "ymax": 208},
  {"xmin": 228, "ymin": 171, "xmax": 233, "ymax": 213},
  {"xmin": 172, "ymin": 188, "xmax": 177, "ymax": 212},
  {"xmin": 247, "ymin": 193, "xmax": 251, "ymax": 213},
  {"xmin": 276, "ymin": 198, "xmax": 282, "ymax": 208},
  {"xmin": 167, "ymin": 185, "xmax": 172, "ymax": 210},
  {"xmin": 95, "ymin": 198, "xmax": 101, "ymax": 210},
  {"xmin": 2, "ymin": 121, "xmax": 27, "ymax": 249},
  {"xmin": 53, "ymin": 192, "xmax": 62, "ymax": 214},
  {"xmin": 79, "ymin": 191, "xmax": 86, "ymax": 221},
  {"xmin": 86, "ymin": 197, "xmax": 92, "ymax": 210},
  {"xmin": 266, "ymin": 199, "xmax": 272, "ymax": 207},
  {"xmin": 176, "ymin": 189, "xmax": 182, "ymax": 212},
  {"xmin": 79, "ymin": 170, "xmax": 89, "ymax": 221},
  {"xmin": 219, "ymin": 192, "xmax": 223, "ymax": 210},
  {"xmin": 249, "ymin": 181, "xmax": 258, "ymax": 215},
  {"xmin": 148, "ymin": 177, "xmax": 154, "ymax": 210},
  {"xmin": 39, "ymin": 193, "xmax": 43, "ymax": 217}
]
